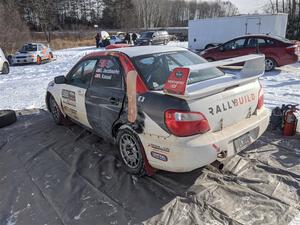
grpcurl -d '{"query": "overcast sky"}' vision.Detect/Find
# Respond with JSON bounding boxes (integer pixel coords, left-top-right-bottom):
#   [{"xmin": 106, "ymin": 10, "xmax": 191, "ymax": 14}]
[{"xmin": 226, "ymin": 0, "xmax": 269, "ymax": 14}]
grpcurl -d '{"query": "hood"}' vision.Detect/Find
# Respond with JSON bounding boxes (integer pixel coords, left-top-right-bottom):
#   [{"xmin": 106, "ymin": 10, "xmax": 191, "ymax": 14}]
[{"xmin": 15, "ymin": 51, "xmax": 37, "ymax": 56}]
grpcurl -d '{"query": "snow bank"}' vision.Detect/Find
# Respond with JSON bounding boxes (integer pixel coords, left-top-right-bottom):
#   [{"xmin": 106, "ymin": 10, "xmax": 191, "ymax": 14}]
[{"xmin": 0, "ymin": 42, "xmax": 299, "ymax": 112}]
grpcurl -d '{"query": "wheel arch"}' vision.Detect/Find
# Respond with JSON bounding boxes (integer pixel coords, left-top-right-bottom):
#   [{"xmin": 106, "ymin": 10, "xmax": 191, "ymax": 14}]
[{"xmin": 115, "ymin": 124, "xmax": 155, "ymax": 176}]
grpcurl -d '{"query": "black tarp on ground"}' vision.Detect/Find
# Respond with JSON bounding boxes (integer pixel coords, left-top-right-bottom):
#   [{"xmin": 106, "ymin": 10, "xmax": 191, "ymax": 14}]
[{"xmin": 0, "ymin": 110, "xmax": 299, "ymax": 225}]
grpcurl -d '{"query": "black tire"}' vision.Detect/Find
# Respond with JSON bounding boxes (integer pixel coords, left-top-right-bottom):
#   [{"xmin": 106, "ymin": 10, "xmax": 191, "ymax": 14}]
[
  {"xmin": 49, "ymin": 95, "xmax": 66, "ymax": 125},
  {"xmin": 49, "ymin": 52, "xmax": 53, "ymax": 59},
  {"xmin": 37, "ymin": 55, "xmax": 42, "ymax": 65},
  {"xmin": 265, "ymin": 58, "xmax": 276, "ymax": 71},
  {"xmin": 0, "ymin": 110, "xmax": 17, "ymax": 128},
  {"xmin": 163, "ymin": 39, "xmax": 168, "ymax": 45},
  {"xmin": 1, "ymin": 62, "xmax": 9, "ymax": 74},
  {"xmin": 116, "ymin": 128, "xmax": 146, "ymax": 176}
]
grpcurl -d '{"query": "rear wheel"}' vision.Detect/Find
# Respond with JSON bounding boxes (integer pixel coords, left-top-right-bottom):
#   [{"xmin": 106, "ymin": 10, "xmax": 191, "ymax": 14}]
[
  {"xmin": 117, "ymin": 128, "xmax": 146, "ymax": 176},
  {"xmin": 163, "ymin": 39, "xmax": 168, "ymax": 45},
  {"xmin": 37, "ymin": 56, "xmax": 42, "ymax": 65},
  {"xmin": 265, "ymin": 58, "xmax": 276, "ymax": 71},
  {"xmin": 2, "ymin": 62, "xmax": 9, "ymax": 74}
]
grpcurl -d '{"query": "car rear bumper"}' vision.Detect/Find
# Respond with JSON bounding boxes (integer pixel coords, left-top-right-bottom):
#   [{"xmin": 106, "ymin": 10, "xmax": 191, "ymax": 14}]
[
  {"xmin": 277, "ymin": 54, "xmax": 298, "ymax": 67},
  {"xmin": 141, "ymin": 108, "xmax": 270, "ymax": 172}
]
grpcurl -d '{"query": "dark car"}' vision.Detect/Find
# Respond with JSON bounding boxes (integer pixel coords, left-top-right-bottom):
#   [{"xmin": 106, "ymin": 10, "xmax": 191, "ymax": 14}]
[
  {"xmin": 136, "ymin": 30, "xmax": 169, "ymax": 46},
  {"xmin": 200, "ymin": 34, "xmax": 298, "ymax": 71}
]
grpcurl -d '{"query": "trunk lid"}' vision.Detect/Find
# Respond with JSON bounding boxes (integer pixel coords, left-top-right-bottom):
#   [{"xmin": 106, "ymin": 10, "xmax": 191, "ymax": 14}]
[
  {"xmin": 187, "ymin": 77, "xmax": 260, "ymax": 132},
  {"xmin": 163, "ymin": 54, "xmax": 265, "ymax": 132}
]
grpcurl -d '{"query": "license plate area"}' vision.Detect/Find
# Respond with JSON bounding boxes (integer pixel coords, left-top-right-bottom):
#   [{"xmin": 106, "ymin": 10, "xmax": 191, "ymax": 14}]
[{"xmin": 234, "ymin": 132, "xmax": 252, "ymax": 152}]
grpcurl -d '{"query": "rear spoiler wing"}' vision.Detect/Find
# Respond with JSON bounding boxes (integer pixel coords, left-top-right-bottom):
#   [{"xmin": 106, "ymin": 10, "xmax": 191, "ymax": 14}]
[{"xmin": 163, "ymin": 54, "xmax": 265, "ymax": 97}]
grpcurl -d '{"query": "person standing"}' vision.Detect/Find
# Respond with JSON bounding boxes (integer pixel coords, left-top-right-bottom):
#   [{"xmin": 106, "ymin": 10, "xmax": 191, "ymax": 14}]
[
  {"xmin": 124, "ymin": 33, "xmax": 130, "ymax": 44},
  {"xmin": 95, "ymin": 33, "xmax": 100, "ymax": 48},
  {"xmin": 132, "ymin": 33, "xmax": 137, "ymax": 45}
]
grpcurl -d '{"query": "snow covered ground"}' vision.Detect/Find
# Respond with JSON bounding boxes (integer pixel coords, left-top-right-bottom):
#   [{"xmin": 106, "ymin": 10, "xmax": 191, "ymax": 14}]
[{"xmin": 0, "ymin": 41, "xmax": 299, "ymax": 112}]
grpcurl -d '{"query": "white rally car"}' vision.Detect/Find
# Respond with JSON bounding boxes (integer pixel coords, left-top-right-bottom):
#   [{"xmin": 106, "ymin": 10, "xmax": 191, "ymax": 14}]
[
  {"xmin": 0, "ymin": 48, "xmax": 9, "ymax": 74},
  {"xmin": 46, "ymin": 46, "xmax": 269, "ymax": 176},
  {"xmin": 11, "ymin": 43, "xmax": 53, "ymax": 65}
]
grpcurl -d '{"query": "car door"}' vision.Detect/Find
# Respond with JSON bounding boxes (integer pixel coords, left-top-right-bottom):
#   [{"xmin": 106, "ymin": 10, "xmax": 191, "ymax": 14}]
[
  {"xmin": 61, "ymin": 59, "xmax": 98, "ymax": 128},
  {"xmin": 85, "ymin": 56, "xmax": 125, "ymax": 140},
  {"xmin": 215, "ymin": 38, "xmax": 250, "ymax": 60},
  {"xmin": 152, "ymin": 32, "xmax": 160, "ymax": 45}
]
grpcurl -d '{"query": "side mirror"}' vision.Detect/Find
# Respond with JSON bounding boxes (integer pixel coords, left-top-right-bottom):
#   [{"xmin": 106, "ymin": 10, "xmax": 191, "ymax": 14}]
[
  {"xmin": 219, "ymin": 46, "xmax": 224, "ymax": 51},
  {"xmin": 54, "ymin": 75, "xmax": 66, "ymax": 84}
]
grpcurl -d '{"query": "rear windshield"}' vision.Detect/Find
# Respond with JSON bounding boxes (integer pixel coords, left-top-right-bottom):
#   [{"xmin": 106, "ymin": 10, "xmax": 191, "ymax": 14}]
[
  {"xmin": 132, "ymin": 50, "xmax": 224, "ymax": 90},
  {"xmin": 140, "ymin": 32, "xmax": 153, "ymax": 39},
  {"xmin": 272, "ymin": 35, "xmax": 292, "ymax": 43},
  {"xmin": 20, "ymin": 44, "xmax": 37, "ymax": 52}
]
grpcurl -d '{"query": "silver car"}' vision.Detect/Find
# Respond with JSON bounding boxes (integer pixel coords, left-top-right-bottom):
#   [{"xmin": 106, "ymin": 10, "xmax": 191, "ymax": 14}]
[{"xmin": 11, "ymin": 43, "xmax": 53, "ymax": 65}]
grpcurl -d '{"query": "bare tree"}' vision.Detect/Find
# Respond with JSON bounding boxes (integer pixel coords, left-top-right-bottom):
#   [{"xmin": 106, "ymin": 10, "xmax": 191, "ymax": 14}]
[{"xmin": 0, "ymin": 0, "xmax": 30, "ymax": 53}]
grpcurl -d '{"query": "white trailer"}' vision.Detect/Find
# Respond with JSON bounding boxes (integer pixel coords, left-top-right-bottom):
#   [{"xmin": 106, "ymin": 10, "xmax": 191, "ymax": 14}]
[{"xmin": 188, "ymin": 14, "xmax": 288, "ymax": 50}]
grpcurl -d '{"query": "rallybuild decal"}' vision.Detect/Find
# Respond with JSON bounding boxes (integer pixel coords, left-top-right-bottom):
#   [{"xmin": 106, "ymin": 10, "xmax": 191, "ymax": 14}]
[
  {"xmin": 208, "ymin": 93, "xmax": 256, "ymax": 116},
  {"xmin": 62, "ymin": 89, "xmax": 76, "ymax": 107}
]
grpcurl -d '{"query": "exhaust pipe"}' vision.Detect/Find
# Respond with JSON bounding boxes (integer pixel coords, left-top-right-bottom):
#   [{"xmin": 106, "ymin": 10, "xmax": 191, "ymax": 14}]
[{"xmin": 211, "ymin": 160, "xmax": 224, "ymax": 170}]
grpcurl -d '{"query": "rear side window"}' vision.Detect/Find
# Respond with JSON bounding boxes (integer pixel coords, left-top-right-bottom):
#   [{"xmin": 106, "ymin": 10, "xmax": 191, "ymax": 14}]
[
  {"xmin": 248, "ymin": 38, "xmax": 274, "ymax": 47},
  {"xmin": 92, "ymin": 56, "xmax": 123, "ymax": 89}
]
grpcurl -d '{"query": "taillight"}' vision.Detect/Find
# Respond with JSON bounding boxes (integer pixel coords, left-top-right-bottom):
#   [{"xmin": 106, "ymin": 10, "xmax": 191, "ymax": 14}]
[
  {"xmin": 257, "ymin": 82, "xmax": 264, "ymax": 110},
  {"xmin": 286, "ymin": 45, "xmax": 297, "ymax": 54},
  {"xmin": 164, "ymin": 110, "xmax": 210, "ymax": 137}
]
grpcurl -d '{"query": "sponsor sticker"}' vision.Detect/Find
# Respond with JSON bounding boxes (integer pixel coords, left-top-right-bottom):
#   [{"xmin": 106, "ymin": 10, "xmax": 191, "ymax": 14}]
[
  {"xmin": 164, "ymin": 68, "xmax": 190, "ymax": 95},
  {"xmin": 151, "ymin": 151, "xmax": 168, "ymax": 162},
  {"xmin": 149, "ymin": 144, "xmax": 170, "ymax": 152},
  {"xmin": 62, "ymin": 89, "xmax": 76, "ymax": 107}
]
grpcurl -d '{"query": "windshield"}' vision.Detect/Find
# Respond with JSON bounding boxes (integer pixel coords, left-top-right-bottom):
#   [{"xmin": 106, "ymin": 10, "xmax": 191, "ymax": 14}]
[
  {"xmin": 140, "ymin": 32, "xmax": 153, "ymax": 39},
  {"xmin": 132, "ymin": 50, "xmax": 224, "ymax": 90},
  {"xmin": 20, "ymin": 44, "xmax": 37, "ymax": 52}
]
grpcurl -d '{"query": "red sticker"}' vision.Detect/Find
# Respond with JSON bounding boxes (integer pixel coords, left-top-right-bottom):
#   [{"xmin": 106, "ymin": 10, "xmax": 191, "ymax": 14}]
[{"xmin": 163, "ymin": 68, "xmax": 190, "ymax": 95}]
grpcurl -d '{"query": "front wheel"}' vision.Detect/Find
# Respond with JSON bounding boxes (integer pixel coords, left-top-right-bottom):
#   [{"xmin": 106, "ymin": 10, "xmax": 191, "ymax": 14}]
[
  {"xmin": 49, "ymin": 52, "xmax": 53, "ymax": 60},
  {"xmin": 37, "ymin": 56, "xmax": 42, "ymax": 65},
  {"xmin": 2, "ymin": 62, "xmax": 9, "ymax": 74},
  {"xmin": 265, "ymin": 58, "xmax": 276, "ymax": 71},
  {"xmin": 117, "ymin": 128, "xmax": 146, "ymax": 176},
  {"xmin": 49, "ymin": 95, "xmax": 65, "ymax": 125}
]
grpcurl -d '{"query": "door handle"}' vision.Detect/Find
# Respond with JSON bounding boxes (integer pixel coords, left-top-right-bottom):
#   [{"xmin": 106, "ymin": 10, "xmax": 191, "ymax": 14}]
[{"xmin": 109, "ymin": 97, "xmax": 120, "ymax": 105}]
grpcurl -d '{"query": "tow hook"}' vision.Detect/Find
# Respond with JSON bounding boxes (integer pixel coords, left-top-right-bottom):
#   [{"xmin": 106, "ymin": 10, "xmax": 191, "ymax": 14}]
[{"xmin": 211, "ymin": 160, "xmax": 224, "ymax": 170}]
